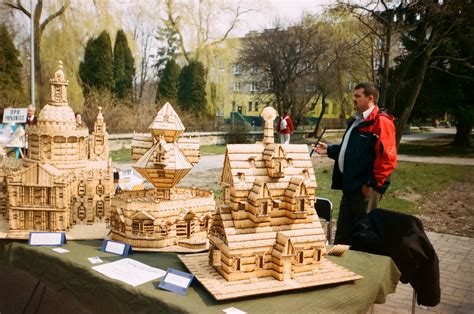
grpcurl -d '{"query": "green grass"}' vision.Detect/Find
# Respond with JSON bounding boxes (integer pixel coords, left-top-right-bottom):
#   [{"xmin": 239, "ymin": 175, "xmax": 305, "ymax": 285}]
[
  {"xmin": 200, "ymin": 144, "xmax": 226, "ymax": 155},
  {"xmin": 315, "ymin": 161, "xmax": 473, "ymax": 220},
  {"xmin": 398, "ymin": 135, "xmax": 474, "ymax": 158},
  {"xmin": 110, "ymin": 148, "xmax": 132, "ymax": 163}
]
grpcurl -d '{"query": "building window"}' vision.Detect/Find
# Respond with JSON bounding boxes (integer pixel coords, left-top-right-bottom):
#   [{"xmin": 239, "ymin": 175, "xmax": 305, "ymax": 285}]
[
  {"xmin": 259, "ymin": 256, "xmax": 264, "ymax": 268},
  {"xmin": 298, "ymin": 251, "xmax": 304, "ymax": 264},
  {"xmin": 96, "ymin": 201, "xmax": 104, "ymax": 216},
  {"xmin": 314, "ymin": 249, "xmax": 322, "ymax": 261},
  {"xmin": 324, "ymin": 105, "xmax": 329, "ymax": 114},
  {"xmin": 233, "ymin": 64, "xmax": 241, "ymax": 75},
  {"xmin": 96, "ymin": 183, "xmax": 104, "ymax": 195},
  {"xmin": 250, "ymin": 81, "xmax": 258, "ymax": 92},
  {"xmin": 78, "ymin": 182, "xmax": 86, "ymax": 196},
  {"xmin": 255, "ymin": 102, "xmax": 259, "ymax": 112},
  {"xmin": 236, "ymin": 258, "xmax": 241, "ymax": 271},
  {"xmin": 233, "ymin": 82, "xmax": 241, "ymax": 92},
  {"xmin": 250, "ymin": 65, "xmax": 257, "ymax": 73},
  {"xmin": 305, "ymin": 84, "xmax": 315, "ymax": 92},
  {"xmin": 260, "ymin": 201, "xmax": 268, "ymax": 215},
  {"xmin": 232, "ymin": 101, "xmax": 236, "ymax": 112},
  {"xmin": 248, "ymin": 101, "xmax": 253, "ymax": 112},
  {"xmin": 267, "ymin": 81, "xmax": 273, "ymax": 91},
  {"xmin": 299, "ymin": 199, "xmax": 305, "ymax": 212},
  {"xmin": 373, "ymin": 58, "xmax": 381, "ymax": 70}
]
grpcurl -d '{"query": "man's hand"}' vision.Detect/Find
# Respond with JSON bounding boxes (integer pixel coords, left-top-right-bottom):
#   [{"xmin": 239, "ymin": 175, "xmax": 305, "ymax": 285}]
[
  {"xmin": 313, "ymin": 142, "xmax": 328, "ymax": 156},
  {"xmin": 361, "ymin": 184, "xmax": 373, "ymax": 197}
]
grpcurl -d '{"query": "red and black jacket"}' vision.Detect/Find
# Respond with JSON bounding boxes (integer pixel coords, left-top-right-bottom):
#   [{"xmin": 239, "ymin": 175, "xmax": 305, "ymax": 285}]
[{"xmin": 327, "ymin": 106, "xmax": 397, "ymax": 194}]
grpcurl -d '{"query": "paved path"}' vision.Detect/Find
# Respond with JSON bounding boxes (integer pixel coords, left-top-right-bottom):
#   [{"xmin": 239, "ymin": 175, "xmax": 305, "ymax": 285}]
[
  {"xmin": 400, "ymin": 128, "xmax": 456, "ymax": 143},
  {"xmin": 397, "ymin": 155, "xmax": 474, "ymax": 166},
  {"xmin": 373, "ymin": 232, "xmax": 474, "ymax": 314}
]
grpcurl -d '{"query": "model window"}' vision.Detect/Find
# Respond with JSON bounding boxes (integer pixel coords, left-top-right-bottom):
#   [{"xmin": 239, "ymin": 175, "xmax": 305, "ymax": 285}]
[{"xmin": 298, "ymin": 251, "xmax": 304, "ymax": 264}]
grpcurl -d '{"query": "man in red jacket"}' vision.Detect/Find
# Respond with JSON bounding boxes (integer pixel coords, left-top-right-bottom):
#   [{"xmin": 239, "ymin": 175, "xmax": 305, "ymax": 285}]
[
  {"xmin": 277, "ymin": 111, "xmax": 294, "ymax": 144},
  {"xmin": 313, "ymin": 82, "xmax": 397, "ymax": 244}
]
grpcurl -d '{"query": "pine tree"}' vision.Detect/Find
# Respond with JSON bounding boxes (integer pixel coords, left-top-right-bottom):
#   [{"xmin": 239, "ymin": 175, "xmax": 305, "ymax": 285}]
[
  {"xmin": 156, "ymin": 59, "xmax": 180, "ymax": 104},
  {"xmin": 113, "ymin": 29, "xmax": 135, "ymax": 100},
  {"xmin": 79, "ymin": 30, "xmax": 114, "ymax": 95},
  {"xmin": 177, "ymin": 60, "xmax": 207, "ymax": 112},
  {"xmin": 0, "ymin": 24, "xmax": 23, "ymax": 105}
]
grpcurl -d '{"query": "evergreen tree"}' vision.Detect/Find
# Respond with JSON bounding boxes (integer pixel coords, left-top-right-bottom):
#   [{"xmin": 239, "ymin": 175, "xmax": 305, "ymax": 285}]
[
  {"xmin": 177, "ymin": 60, "xmax": 207, "ymax": 112},
  {"xmin": 0, "ymin": 24, "xmax": 23, "ymax": 105},
  {"xmin": 79, "ymin": 30, "xmax": 114, "ymax": 95},
  {"xmin": 113, "ymin": 29, "xmax": 135, "ymax": 100},
  {"xmin": 156, "ymin": 59, "xmax": 180, "ymax": 104}
]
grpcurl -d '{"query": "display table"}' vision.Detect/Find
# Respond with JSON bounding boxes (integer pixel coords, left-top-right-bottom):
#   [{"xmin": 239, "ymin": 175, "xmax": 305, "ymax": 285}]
[{"xmin": 3, "ymin": 240, "xmax": 400, "ymax": 313}]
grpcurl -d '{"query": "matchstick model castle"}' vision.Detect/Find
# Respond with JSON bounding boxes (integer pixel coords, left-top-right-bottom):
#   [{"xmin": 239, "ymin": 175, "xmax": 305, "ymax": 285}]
[
  {"xmin": 0, "ymin": 61, "xmax": 113, "ymax": 239},
  {"xmin": 179, "ymin": 107, "xmax": 361, "ymax": 300},
  {"xmin": 110, "ymin": 103, "xmax": 215, "ymax": 251}
]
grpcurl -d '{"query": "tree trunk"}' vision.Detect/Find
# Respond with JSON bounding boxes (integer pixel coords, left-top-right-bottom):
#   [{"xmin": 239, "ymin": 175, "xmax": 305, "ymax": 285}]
[
  {"xmin": 35, "ymin": 31, "xmax": 46, "ymax": 107},
  {"xmin": 395, "ymin": 51, "xmax": 431, "ymax": 146},
  {"xmin": 379, "ymin": 26, "xmax": 391, "ymax": 107},
  {"xmin": 312, "ymin": 94, "xmax": 327, "ymax": 137},
  {"xmin": 452, "ymin": 113, "xmax": 472, "ymax": 148}
]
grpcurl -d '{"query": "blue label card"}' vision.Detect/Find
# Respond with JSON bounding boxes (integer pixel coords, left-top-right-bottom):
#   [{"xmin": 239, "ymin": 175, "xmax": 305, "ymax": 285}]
[
  {"xmin": 158, "ymin": 268, "xmax": 194, "ymax": 296},
  {"xmin": 29, "ymin": 232, "xmax": 66, "ymax": 246},
  {"xmin": 100, "ymin": 240, "xmax": 132, "ymax": 256}
]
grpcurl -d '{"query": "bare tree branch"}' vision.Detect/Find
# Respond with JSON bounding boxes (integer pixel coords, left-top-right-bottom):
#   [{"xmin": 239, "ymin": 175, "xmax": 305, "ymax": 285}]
[
  {"xmin": 4, "ymin": 0, "xmax": 31, "ymax": 18},
  {"xmin": 40, "ymin": 0, "xmax": 69, "ymax": 33}
]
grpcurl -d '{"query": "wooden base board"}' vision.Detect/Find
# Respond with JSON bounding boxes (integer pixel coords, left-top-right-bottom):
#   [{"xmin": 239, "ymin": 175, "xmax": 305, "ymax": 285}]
[
  {"xmin": 178, "ymin": 253, "xmax": 363, "ymax": 300},
  {"xmin": 131, "ymin": 244, "xmax": 209, "ymax": 253},
  {"xmin": 0, "ymin": 221, "xmax": 110, "ymax": 240},
  {"xmin": 107, "ymin": 234, "xmax": 210, "ymax": 253},
  {"xmin": 106, "ymin": 234, "xmax": 210, "ymax": 253}
]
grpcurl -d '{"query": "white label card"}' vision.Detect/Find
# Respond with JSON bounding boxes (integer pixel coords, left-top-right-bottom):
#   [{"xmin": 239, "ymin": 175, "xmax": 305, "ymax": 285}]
[
  {"xmin": 164, "ymin": 273, "xmax": 192, "ymax": 288},
  {"xmin": 223, "ymin": 307, "xmax": 247, "ymax": 314},
  {"xmin": 29, "ymin": 233, "xmax": 64, "ymax": 246},
  {"xmin": 105, "ymin": 241, "xmax": 126, "ymax": 255},
  {"xmin": 52, "ymin": 248, "xmax": 69, "ymax": 253},
  {"xmin": 88, "ymin": 256, "xmax": 103, "ymax": 264}
]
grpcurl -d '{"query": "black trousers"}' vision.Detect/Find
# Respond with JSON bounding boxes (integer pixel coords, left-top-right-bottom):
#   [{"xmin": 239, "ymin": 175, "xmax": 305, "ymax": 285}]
[{"xmin": 334, "ymin": 189, "xmax": 382, "ymax": 245}]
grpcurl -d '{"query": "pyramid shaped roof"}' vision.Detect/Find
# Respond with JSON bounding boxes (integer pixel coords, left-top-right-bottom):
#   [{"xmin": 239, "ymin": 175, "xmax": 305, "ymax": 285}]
[{"xmin": 148, "ymin": 102, "xmax": 185, "ymax": 142}]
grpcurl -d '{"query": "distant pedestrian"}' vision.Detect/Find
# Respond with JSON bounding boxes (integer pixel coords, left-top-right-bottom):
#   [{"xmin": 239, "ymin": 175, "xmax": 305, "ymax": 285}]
[
  {"xmin": 277, "ymin": 111, "xmax": 294, "ymax": 145},
  {"xmin": 26, "ymin": 104, "xmax": 37, "ymax": 127},
  {"xmin": 75, "ymin": 112, "xmax": 87, "ymax": 129}
]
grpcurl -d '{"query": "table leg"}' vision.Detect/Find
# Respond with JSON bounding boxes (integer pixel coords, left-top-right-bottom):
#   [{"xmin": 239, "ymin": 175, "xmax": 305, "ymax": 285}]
[{"xmin": 21, "ymin": 279, "xmax": 46, "ymax": 314}]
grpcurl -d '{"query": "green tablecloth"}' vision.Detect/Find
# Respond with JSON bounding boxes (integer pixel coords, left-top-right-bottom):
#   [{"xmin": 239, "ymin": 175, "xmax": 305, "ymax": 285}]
[{"xmin": 3, "ymin": 240, "xmax": 400, "ymax": 314}]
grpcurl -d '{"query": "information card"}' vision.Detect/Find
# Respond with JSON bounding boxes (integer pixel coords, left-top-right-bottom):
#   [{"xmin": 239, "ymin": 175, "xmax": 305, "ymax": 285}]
[
  {"xmin": 158, "ymin": 268, "xmax": 194, "ymax": 295},
  {"xmin": 92, "ymin": 258, "xmax": 166, "ymax": 287},
  {"xmin": 100, "ymin": 239, "xmax": 132, "ymax": 256},
  {"xmin": 29, "ymin": 232, "xmax": 66, "ymax": 246}
]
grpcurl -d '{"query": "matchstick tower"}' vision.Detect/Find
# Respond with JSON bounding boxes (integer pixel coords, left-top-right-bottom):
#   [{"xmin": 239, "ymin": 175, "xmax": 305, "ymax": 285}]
[{"xmin": 110, "ymin": 103, "xmax": 215, "ymax": 251}]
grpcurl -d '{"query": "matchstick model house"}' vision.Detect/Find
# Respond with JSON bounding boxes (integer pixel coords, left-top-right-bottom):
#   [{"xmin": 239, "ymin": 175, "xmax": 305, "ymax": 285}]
[
  {"xmin": 208, "ymin": 106, "xmax": 326, "ymax": 280},
  {"xmin": 0, "ymin": 61, "xmax": 113, "ymax": 239},
  {"xmin": 178, "ymin": 107, "xmax": 361, "ymax": 300}
]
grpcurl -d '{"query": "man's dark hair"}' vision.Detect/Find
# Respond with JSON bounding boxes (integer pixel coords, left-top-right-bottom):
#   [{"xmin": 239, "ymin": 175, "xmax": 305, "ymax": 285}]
[{"xmin": 354, "ymin": 82, "xmax": 379, "ymax": 102}]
